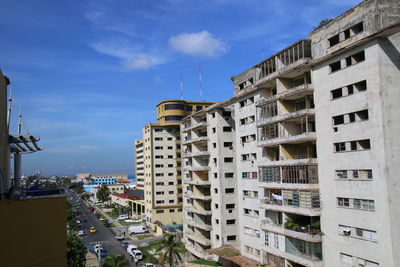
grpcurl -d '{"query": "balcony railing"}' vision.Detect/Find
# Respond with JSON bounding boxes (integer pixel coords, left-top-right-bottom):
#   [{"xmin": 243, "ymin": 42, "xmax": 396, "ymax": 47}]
[
  {"xmin": 259, "ymin": 165, "xmax": 318, "ymax": 184},
  {"xmin": 256, "ymin": 39, "xmax": 312, "ymax": 81}
]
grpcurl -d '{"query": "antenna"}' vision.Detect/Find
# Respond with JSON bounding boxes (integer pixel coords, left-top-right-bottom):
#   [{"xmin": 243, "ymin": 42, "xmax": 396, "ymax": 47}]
[
  {"xmin": 18, "ymin": 105, "xmax": 22, "ymax": 135},
  {"xmin": 180, "ymin": 73, "xmax": 183, "ymax": 100},
  {"xmin": 199, "ymin": 64, "xmax": 203, "ymax": 101},
  {"xmin": 7, "ymin": 85, "xmax": 13, "ymax": 132}
]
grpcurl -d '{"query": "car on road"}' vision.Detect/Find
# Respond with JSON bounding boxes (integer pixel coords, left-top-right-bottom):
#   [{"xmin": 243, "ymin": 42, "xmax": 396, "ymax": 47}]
[
  {"xmin": 120, "ymin": 241, "xmax": 129, "ymax": 248},
  {"xmin": 103, "ymin": 220, "xmax": 110, "ymax": 227},
  {"xmin": 99, "ymin": 216, "xmax": 105, "ymax": 221},
  {"xmin": 115, "ymin": 234, "xmax": 124, "ymax": 240},
  {"xmin": 89, "ymin": 227, "xmax": 97, "ymax": 233}
]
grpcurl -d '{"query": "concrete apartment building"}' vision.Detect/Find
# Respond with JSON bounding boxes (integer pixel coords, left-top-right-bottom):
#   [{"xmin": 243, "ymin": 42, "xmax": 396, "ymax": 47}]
[
  {"xmin": 140, "ymin": 100, "xmax": 214, "ymax": 226},
  {"xmin": 182, "ymin": 1, "xmax": 400, "ymax": 266},
  {"xmin": 135, "ymin": 139, "xmax": 145, "ymax": 190},
  {"xmin": 181, "ymin": 102, "xmax": 238, "ymax": 259}
]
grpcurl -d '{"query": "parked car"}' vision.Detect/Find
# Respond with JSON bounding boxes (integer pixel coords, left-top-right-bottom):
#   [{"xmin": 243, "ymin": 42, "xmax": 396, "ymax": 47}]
[
  {"xmin": 117, "ymin": 214, "xmax": 129, "ymax": 221},
  {"xmin": 126, "ymin": 244, "xmax": 138, "ymax": 254},
  {"xmin": 115, "ymin": 234, "xmax": 124, "ymax": 240},
  {"xmin": 89, "ymin": 227, "xmax": 97, "ymax": 233},
  {"xmin": 144, "ymin": 264, "xmax": 154, "ymax": 267},
  {"xmin": 130, "ymin": 249, "xmax": 143, "ymax": 260},
  {"xmin": 120, "ymin": 241, "xmax": 129, "ymax": 248},
  {"xmin": 77, "ymin": 230, "xmax": 84, "ymax": 236}
]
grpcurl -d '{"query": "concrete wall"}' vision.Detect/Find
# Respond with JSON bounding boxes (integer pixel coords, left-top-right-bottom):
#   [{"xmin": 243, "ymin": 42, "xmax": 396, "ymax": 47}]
[
  {"xmin": 0, "ymin": 196, "xmax": 67, "ymax": 267},
  {"xmin": 313, "ymin": 37, "xmax": 398, "ymax": 266},
  {"xmin": 0, "ymin": 71, "xmax": 8, "ymax": 195}
]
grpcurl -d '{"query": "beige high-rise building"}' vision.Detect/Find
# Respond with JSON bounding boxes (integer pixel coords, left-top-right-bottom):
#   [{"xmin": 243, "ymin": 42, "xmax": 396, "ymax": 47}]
[
  {"xmin": 182, "ymin": 1, "xmax": 400, "ymax": 266},
  {"xmin": 134, "ymin": 140, "xmax": 144, "ymax": 190},
  {"xmin": 139, "ymin": 100, "xmax": 214, "ymax": 226}
]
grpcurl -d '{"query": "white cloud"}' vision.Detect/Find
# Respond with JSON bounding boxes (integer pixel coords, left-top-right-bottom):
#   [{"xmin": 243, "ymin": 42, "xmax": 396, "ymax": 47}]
[
  {"xmin": 169, "ymin": 31, "xmax": 229, "ymax": 58},
  {"xmin": 90, "ymin": 40, "xmax": 167, "ymax": 70}
]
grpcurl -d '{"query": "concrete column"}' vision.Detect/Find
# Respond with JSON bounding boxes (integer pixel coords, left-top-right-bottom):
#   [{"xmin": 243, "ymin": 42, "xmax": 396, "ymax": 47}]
[{"xmin": 14, "ymin": 152, "xmax": 21, "ymax": 187}]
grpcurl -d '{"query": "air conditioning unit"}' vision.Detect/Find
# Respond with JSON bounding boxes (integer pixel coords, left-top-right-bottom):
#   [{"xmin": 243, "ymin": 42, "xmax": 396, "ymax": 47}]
[{"xmin": 343, "ymin": 229, "xmax": 351, "ymax": 236}]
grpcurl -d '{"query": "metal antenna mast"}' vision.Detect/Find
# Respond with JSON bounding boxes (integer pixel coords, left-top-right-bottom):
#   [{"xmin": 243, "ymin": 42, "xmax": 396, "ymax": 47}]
[
  {"xmin": 180, "ymin": 73, "xmax": 183, "ymax": 100},
  {"xmin": 199, "ymin": 64, "xmax": 203, "ymax": 101}
]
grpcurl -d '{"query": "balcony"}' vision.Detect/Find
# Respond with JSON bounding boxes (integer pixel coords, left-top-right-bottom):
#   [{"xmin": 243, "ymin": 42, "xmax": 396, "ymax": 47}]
[
  {"xmin": 257, "ymin": 108, "xmax": 315, "ymax": 127},
  {"xmin": 184, "ymin": 204, "xmax": 212, "ymax": 216},
  {"xmin": 256, "ymin": 39, "xmax": 312, "ymax": 86},
  {"xmin": 182, "ymin": 121, "xmax": 208, "ymax": 132},
  {"xmin": 186, "ymin": 217, "xmax": 212, "ymax": 232},
  {"xmin": 260, "ymin": 190, "xmax": 321, "ymax": 216},
  {"xmin": 259, "ymin": 165, "xmax": 318, "ymax": 190},
  {"xmin": 184, "ymin": 178, "xmax": 211, "ymax": 186},
  {"xmin": 258, "ymin": 116, "xmax": 316, "ymax": 147},
  {"xmin": 182, "ymin": 136, "xmax": 208, "ymax": 145},
  {"xmin": 183, "ymin": 165, "xmax": 210, "ymax": 172},
  {"xmin": 185, "ymin": 242, "xmax": 214, "ymax": 260},
  {"xmin": 182, "ymin": 151, "xmax": 210, "ymax": 158},
  {"xmin": 185, "ymin": 193, "xmax": 212, "ymax": 201},
  {"xmin": 260, "ymin": 219, "xmax": 322, "ymax": 243}
]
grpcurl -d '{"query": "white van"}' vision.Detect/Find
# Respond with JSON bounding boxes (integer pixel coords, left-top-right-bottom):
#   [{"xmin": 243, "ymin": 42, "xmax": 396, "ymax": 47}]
[
  {"xmin": 131, "ymin": 249, "xmax": 143, "ymax": 260},
  {"xmin": 117, "ymin": 214, "xmax": 129, "ymax": 220},
  {"xmin": 126, "ymin": 244, "xmax": 138, "ymax": 254},
  {"xmin": 128, "ymin": 225, "xmax": 147, "ymax": 235}
]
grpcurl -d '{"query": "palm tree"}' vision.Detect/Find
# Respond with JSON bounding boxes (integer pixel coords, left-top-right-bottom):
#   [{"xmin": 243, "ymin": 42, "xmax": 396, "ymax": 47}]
[
  {"xmin": 102, "ymin": 254, "xmax": 128, "ymax": 267},
  {"xmin": 155, "ymin": 233, "xmax": 184, "ymax": 266},
  {"xmin": 96, "ymin": 184, "xmax": 111, "ymax": 203}
]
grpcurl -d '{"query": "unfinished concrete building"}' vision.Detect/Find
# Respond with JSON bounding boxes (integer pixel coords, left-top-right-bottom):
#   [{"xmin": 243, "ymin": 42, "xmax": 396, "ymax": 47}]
[
  {"xmin": 181, "ymin": 101, "xmax": 239, "ymax": 260},
  {"xmin": 181, "ymin": 0, "xmax": 400, "ymax": 266}
]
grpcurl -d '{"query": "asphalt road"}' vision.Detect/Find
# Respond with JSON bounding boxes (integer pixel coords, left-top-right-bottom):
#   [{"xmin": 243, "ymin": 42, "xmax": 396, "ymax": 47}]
[{"xmin": 66, "ymin": 189, "xmax": 141, "ymax": 267}]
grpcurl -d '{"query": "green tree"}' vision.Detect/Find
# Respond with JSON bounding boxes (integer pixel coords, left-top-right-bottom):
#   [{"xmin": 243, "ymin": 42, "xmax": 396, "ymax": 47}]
[
  {"xmin": 97, "ymin": 184, "xmax": 111, "ymax": 203},
  {"xmin": 155, "ymin": 233, "xmax": 184, "ymax": 266},
  {"xmin": 67, "ymin": 231, "xmax": 86, "ymax": 267},
  {"xmin": 102, "ymin": 254, "xmax": 128, "ymax": 267}
]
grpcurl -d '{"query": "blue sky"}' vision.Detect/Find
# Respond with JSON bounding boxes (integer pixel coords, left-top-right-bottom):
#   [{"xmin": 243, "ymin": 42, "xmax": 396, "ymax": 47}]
[{"xmin": 0, "ymin": 0, "xmax": 360, "ymax": 176}]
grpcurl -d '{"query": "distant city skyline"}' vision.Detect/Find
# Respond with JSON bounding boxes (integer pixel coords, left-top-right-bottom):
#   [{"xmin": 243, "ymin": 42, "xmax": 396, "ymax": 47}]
[{"xmin": 0, "ymin": 0, "xmax": 360, "ymax": 176}]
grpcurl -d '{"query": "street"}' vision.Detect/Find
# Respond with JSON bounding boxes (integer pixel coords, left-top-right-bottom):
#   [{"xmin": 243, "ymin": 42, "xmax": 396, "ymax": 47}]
[{"xmin": 67, "ymin": 189, "xmax": 143, "ymax": 267}]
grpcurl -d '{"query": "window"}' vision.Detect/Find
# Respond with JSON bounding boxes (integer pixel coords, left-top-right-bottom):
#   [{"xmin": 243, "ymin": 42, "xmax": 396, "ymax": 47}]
[
  {"xmin": 164, "ymin": 104, "xmax": 185, "ymax": 110},
  {"xmin": 226, "ymin": 204, "xmax": 235, "ymax": 209},
  {"xmin": 225, "ymin": 188, "xmax": 235, "ymax": 194},
  {"xmin": 212, "ymin": 127, "xmax": 216, "ymax": 133},
  {"xmin": 155, "ymin": 164, "xmax": 164, "ymax": 168},
  {"xmin": 155, "ymin": 155, "xmax": 163, "ymax": 159},
  {"xmin": 155, "ymin": 146, "xmax": 163, "ymax": 150},
  {"xmin": 328, "ymin": 22, "xmax": 364, "ymax": 47},
  {"xmin": 331, "ymin": 80, "xmax": 367, "ymax": 100},
  {"xmin": 338, "ymin": 197, "xmax": 350, "ymax": 207},
  {"xmin": 224, "ymin": 157, "xmax": 233, "ymax": 163},
  {"xmin": 356, "ymin": 228, "xmax": 377, "ymax": 240},
  {"xmin": 227, "ymin": 235, "xmax": 236, "ymax": 241},
  {"xmin": 224, "ymin": 142, "xmax": 233, "ymax": 147},
  {"xmin": 213, "ymin": 143, "xmax": 216, "ymax": 148},
  {"xmin": 212, "ymin": 112, "xmax": 216, "ymax": 118},
  {"xmin": 215, "ymin": 204, "xmax": 219, "ymax": 209},
  {"xmin": 227, "ymin": 220, "xmax": 235, "ymax": 224},
  {"xmin": 156, "ymin": 191, "xmax": 165, "ymax": 195},
  {"xmin": 156, "ymin": 210, "xmax": 164, "ymax": 214},
  {"xmin": 214, "ymin": 188, "xmax": 218, "ymax": 193},
  {"xmin": 155, "ymin": 137, "xmax": 163, "ymax": 141},
  {"xmin": 156, "ymin": 200, "xmax": 164, "ymax": 204},
  {"xmin": 225, "ymin": 173, "xmax": 234, "ymax": 178},
  {"xmin": 196, "ymin": 106, "xmax": 203, "ymax": 111},
  {"xmin": 167, "ymin": 146, "xmax": 173, "ymax": 150},
  {"xmin": 222, "ymin": 111, "xmax": 231, "ymax": 117},
  {"xmin": 223, "ymin": 126, "xmax": 232, "ymax": 132},
  {"xmin": 215, "ymin": 219, "xmax": 219, "ymax": 224}
]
